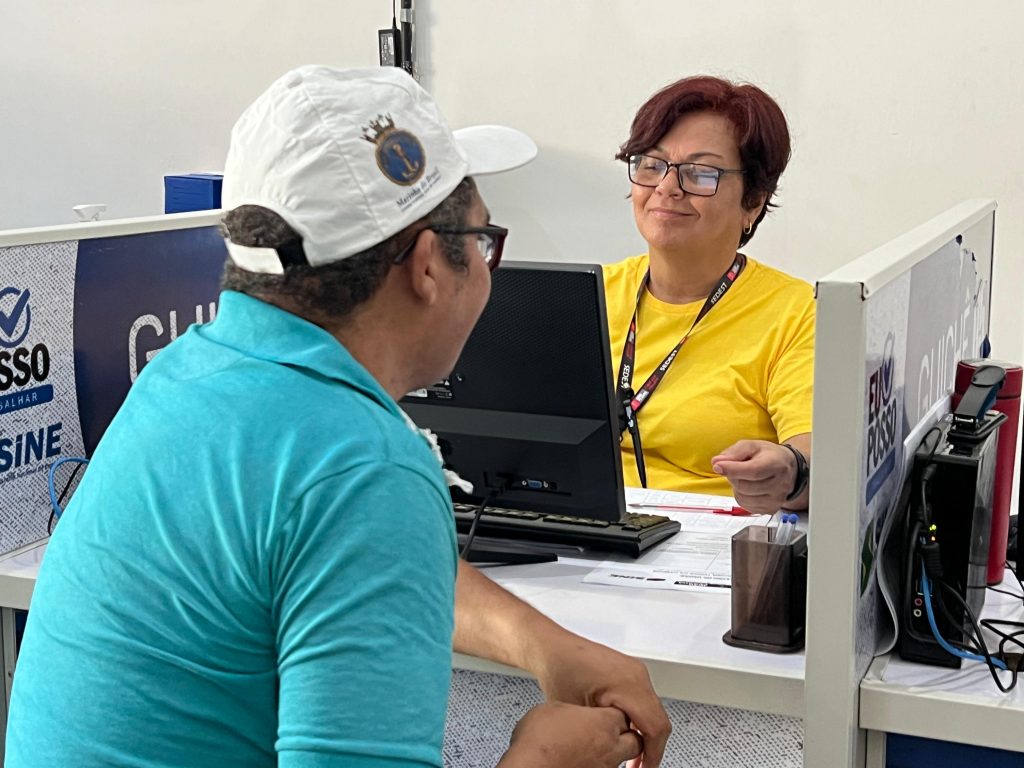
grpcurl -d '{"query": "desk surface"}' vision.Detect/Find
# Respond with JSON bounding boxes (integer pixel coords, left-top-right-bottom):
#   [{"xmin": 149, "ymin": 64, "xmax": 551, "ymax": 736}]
[
  {"xmin": 459, "ymin": 557, "xmax": 805, "ymax": 717},
  {"xmin": 1, "ymin": 539, "xmax": 805, "ymax": 718},
  {"xmin": 860, "ymin": 575, "xmax": 1024, "ymax": 752},
  {"xmin": 0, "ymin": 540, "xmax": 45, "ymax": 612}
]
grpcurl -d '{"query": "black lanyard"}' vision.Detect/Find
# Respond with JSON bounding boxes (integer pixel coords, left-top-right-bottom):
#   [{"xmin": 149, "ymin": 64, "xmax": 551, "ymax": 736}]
[{"xmin": 617, "ymin": 254, "xmax": 746, "ymax": 416}]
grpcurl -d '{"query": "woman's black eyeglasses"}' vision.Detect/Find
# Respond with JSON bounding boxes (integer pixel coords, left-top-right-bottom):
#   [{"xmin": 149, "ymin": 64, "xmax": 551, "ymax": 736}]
[
  {"xmin": 627, "ymin": 154, "xmax": 745, "ymax": 197},
  {"xmin": 393, "ymin": 225, "xmax": 508, "ymax": 272}
]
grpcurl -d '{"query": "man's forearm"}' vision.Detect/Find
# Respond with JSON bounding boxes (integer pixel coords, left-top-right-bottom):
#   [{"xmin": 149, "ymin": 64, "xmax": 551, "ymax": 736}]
[
  {"xmin": 453, "ymin": 561, "xmax": 673, "ymax": 766},
  {"xmin": 453, "ymin": 559, "xmax": 571, "ymax": 672}
]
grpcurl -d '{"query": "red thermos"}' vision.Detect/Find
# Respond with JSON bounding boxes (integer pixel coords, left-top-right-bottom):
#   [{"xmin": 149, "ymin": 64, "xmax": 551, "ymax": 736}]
[{"xmin": 952, "ymin": 359, "xmax": 1023, "ymax": 585}]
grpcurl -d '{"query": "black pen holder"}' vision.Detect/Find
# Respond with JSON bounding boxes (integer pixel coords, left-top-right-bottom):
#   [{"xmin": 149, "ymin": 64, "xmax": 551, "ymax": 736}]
[{"xmin": 722, "ymin": 526, "xmax": 807, "ymax": 653}]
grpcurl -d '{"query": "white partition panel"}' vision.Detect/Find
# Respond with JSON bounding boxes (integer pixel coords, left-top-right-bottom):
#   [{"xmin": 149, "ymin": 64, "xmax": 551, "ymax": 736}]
[
  {"xmin": 804, "ymin": 199, "xmax": 996, "ymax": 767},
  {"xmin": 0, "ymin": 212, "xmax": 225, "ymax": 553}
]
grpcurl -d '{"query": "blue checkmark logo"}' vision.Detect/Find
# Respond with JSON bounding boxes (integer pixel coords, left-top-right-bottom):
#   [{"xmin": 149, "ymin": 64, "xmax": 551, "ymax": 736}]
[{"xmin": 0, "ymin": 287, "xmax": 32, "ymax": 349}]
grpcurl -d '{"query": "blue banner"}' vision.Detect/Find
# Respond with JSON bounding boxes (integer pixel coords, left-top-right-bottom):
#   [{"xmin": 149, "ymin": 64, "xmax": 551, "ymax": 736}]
[{"xmin": 73, "ymin": 227, "xmax": 225, "ymax": 454}]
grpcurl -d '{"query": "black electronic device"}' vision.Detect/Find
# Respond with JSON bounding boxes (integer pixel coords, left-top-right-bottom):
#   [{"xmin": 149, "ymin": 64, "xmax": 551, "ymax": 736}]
[
  {"xmin": 453, "ymin": 503, "xmax": 680, "ymax": 558},
  {"xmin": 1008, "ymin": 514, "xmax": 1019, "ymax": 566},
  {"xmin": 401, "ymin": 262, "xmax": 680, "ymax": 559},
  {"xmin": 377, "ymin": 28, "xmax": 398, "ymax": 67},
  {"xmin": 399, "ymin": 0, "xmax": 414, "ymax": 76},
  {"xmin": 898, "ymin": 366, "xmax": 1007, "ymax": 667},
  {"xmin": 378, "ymin": 2, "xmax": 410, "ymax": 71}
]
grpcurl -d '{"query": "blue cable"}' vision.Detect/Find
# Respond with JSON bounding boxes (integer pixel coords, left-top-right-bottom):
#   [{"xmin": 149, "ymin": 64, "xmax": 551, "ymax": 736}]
[
  {"xmin": 48, "ymin": 456, "xmax": 89, "ymax": 521},
  {"xmin": 920, "ymin": 566, "xmax": 1007, "ymax": 670}
]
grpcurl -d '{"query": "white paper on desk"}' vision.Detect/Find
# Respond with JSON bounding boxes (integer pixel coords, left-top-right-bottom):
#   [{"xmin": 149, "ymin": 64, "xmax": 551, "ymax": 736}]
[
  {"xmin": 582, "ymin": 511, "xmax": 771, "ymax": 593},
  {"xmin": 625, "ymin": 487, "xmax": 738, "ymax": 511}
]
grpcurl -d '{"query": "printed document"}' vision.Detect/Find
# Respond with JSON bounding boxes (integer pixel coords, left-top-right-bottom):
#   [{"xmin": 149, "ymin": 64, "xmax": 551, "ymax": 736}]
[{"xmin": 581, "ymin": 488, "xmax": 772, "ymax": 593}]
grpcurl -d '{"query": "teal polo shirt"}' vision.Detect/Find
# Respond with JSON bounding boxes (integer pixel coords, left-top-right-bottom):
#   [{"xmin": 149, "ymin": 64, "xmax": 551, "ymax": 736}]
[{"xmin": 7, "ymin": 291, "xmax": 458, "ymax": 768}]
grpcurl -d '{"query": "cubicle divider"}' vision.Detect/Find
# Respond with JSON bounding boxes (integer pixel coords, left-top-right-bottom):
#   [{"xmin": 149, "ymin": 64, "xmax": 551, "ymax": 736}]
[
  {"xmin": 803, "ymin": 199, "xmax": 996, "ymax": 767},
  {"xmin": 0, "ymin": 212, "xmax": 225, "ymax": 554},
  {"xmin": 0, "ymin": 200, "xmax": 1004, "ymax": 766}
]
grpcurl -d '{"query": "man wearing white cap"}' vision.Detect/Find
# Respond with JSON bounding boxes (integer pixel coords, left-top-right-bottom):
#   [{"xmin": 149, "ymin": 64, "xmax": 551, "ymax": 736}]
[{"xmin": 8, "ymin": 66, "xmax": 669, "ymax": 768}]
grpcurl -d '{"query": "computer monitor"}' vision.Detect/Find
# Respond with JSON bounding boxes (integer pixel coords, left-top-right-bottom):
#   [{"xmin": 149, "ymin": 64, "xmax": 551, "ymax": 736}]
[
  {"xmin": 401, "ymin": 261, "xmax": 627, "ymax": 522},
  {"xmin": 0, "ymin": 212, "xmax": 226, "ymax": 553}
]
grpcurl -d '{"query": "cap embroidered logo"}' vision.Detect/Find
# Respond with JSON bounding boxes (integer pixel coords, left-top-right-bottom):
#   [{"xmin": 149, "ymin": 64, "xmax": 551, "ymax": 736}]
[{"xmin": 362, "ymin": 113, "xmax": 425, "ymax": 186}]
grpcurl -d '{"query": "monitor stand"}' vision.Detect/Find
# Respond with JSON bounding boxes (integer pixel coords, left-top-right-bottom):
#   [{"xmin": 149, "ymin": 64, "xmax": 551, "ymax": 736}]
[{"xmin": 458, "ymin": 534, "xmax": 578, "ymax": 566}]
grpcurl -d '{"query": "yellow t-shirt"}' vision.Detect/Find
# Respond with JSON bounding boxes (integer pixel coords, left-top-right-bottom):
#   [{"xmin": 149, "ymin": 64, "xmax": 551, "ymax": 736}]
[{"xmin": 603, "ymin": 254, "xmax": 815, "ymax": 494}]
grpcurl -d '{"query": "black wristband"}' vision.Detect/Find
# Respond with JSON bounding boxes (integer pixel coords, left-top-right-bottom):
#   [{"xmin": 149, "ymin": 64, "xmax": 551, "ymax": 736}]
[{"xmin": 783, "ymin": 443, "xmax": 809, "ymax": 501}]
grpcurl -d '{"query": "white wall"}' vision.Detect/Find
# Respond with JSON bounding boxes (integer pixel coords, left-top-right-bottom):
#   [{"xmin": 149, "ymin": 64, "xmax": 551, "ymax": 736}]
[
  {"xmin": 0, "ymin": 1, "xmax": 382, "ymax": 229},
  {"xmin": 2, "ymin": 0, "xmax": 1021, "ymax": 364}
]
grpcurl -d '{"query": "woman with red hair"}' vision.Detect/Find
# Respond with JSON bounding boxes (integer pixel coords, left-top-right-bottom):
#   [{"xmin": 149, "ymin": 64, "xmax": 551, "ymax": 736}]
[{"xmin": 605, "ymin": 76, "xmax": 813, "ymax": 514}]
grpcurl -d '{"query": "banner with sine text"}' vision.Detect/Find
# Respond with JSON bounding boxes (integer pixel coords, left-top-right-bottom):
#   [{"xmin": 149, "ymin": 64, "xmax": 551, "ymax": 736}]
[{"xmin": 0, "ymin": 225, "xmax": 225, "ymax": 553}]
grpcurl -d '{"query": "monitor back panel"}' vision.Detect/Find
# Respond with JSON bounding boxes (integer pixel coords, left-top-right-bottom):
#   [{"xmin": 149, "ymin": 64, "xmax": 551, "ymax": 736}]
[{"xmin": 402, "ymin": 262, "xmax": 626, "ymax": 521}]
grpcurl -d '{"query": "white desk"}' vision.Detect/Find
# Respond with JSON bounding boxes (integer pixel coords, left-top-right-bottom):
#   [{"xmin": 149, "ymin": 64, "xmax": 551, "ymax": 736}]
[
  {"xmin": 860, "ymin": 572, "xmax": 1024, "ymax": 765},
  {"xmin": 0, "ymin": 540, "xmax": 44, "ymax": 612},
  {"xmin": 0, "ymin": 538, "xmax": 45, "ymax": 759},
  {"xmin": 0, "ymin": 543, "xmax": 806, "ymax": 714},
  {"xmin": 0, "ymin": 539, "xmax": 805, "ymax": 753},
  {"xmin": 460, "ymin": 557, "xmax": 805, "ymax": 718}
]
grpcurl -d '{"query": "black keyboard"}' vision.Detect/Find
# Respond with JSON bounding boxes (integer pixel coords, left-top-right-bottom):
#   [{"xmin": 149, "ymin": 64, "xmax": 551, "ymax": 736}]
[{"xmin": 453, "ymin": 503, "xmax": 681, "ymax": 558}]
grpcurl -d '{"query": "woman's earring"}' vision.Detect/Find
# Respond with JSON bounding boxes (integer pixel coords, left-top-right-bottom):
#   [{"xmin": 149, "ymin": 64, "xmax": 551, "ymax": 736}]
[{"xmin": 744, "ymin": 221, "xmax": 753, "ymax": 235}]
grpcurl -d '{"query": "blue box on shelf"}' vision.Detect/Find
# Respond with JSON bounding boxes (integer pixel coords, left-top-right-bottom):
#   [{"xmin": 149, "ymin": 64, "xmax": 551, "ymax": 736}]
[{"xmin": 164, "ymin": 173, "xmax": 223, "ymax": 214}]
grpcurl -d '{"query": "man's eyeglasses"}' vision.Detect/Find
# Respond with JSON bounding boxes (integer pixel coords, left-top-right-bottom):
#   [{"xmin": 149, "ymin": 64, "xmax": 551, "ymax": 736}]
[
  {"xmin": 627, "ymin": 154, "xmax": 745, "ymax": 197},
  {"xmin": 393, "ymin": 225, "xmax": 508, "ymax": 272}
]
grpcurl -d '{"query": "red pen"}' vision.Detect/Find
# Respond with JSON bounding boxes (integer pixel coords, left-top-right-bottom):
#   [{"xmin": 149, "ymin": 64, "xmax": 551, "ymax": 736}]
[{"xmin": 630, "ymin": 504, "xmax": 752, "ymax": 516}]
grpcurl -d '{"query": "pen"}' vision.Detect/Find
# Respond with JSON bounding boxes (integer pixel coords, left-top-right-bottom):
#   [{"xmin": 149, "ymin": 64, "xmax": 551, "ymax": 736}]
[
  {"xmin": 629, "ymin": 503, "xmax": 752, "ymax": 516},
  {"xmin": 775, "ymin": 513, "xmax": 797, "ymax": 545}
]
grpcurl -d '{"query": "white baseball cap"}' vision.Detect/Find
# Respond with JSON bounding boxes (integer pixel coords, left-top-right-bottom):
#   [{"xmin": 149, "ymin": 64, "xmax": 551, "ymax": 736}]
[{"xmin": 221, "ymin": 65, "xmax": 537, "ymax": 273}]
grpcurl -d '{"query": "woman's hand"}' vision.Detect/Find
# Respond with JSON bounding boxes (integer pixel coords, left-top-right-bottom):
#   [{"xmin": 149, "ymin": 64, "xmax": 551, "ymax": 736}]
[
  {"xmin": 711, "ymin": 439, "xmax": 808, "ymax": 514},
  {"xmin": 498, "ymin": 702, "xmax": 643, "ymax": 768}
]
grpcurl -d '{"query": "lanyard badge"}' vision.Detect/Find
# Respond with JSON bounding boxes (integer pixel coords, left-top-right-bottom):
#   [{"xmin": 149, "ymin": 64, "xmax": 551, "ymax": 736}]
[
  {"xmin": 617, "ymin": 253, "xmax": 745, "ymax": 418},
  {"xmin": 615, "ymin": 253, "xmax": 746, "ymax": 488}
]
